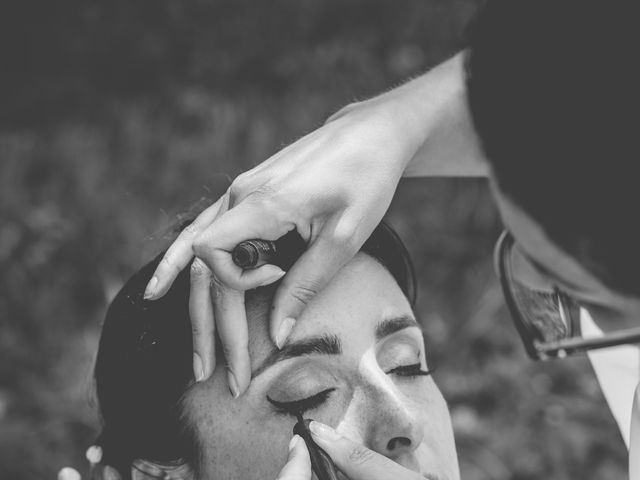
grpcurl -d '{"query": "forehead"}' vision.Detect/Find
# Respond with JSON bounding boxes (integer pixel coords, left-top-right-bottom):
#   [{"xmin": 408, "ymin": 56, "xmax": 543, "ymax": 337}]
[{"xmin": 245, "ymin": 253, "xmax": 413, "ymax": 369}]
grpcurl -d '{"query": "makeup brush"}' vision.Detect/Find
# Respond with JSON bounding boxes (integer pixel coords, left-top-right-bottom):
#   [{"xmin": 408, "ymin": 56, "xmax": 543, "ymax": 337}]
[{"xmin": 293, "ymin": 412, "xmax": 340, "ymax": 480}]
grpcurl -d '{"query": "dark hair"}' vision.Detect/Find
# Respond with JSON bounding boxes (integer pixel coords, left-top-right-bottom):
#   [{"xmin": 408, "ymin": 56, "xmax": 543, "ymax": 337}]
[
  {"xmin": 466, "ymin": 0, "xmax": 640, "ymax": 295},
  {"xmin": 94, "ymin": 220, "xmax": 415, "ymax": 478}
]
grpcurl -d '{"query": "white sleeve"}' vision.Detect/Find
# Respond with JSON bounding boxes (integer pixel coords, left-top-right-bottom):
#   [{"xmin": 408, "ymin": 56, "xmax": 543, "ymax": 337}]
[
  {"xmin": 582, "ymin": 308, "xmax": 640, "ymax": 447},
  {"xmin": 630, "ymin": 385, "xmax": 640, "ymax": 480}
]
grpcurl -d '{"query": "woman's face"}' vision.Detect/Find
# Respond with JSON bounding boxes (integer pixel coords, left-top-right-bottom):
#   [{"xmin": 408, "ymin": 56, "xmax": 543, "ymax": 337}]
[{"xmin": 183, "ymin": 253, "xmax": 459, "ymax": 480}]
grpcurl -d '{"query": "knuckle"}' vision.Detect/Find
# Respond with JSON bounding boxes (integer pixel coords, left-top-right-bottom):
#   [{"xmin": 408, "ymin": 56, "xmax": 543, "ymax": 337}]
[
  {"xmin": 191, "ymin": 321, "xmax": 201, "ymax": 336},
  {"xmin": 228, "ymin": 172, "xmax": 252, "ymax": 205},
  {"xmin": 288, "ymin": 282, "xmax": 320, "ymax": 307},
  {"xmin": 192, "ymin": 233, "xmax": 210, "ymax": 258},
  {"xmin": 189, "ymin": 258, "xmax": 210, "ymax": 278},
  {"xmin": 221, "ymin": 343, "xmax": 232, "ymax": 359},
  {"xmin": 209, "ymin": 273, "xmax": 226, "ymax": 295},
  {"xmin": 234, "ymin": 171, "xmax": 251, "ymax": 189},
  {"xmin": 221, "ymin": 338, "xmax": 248, "ymax": 360},
  {"xmin": 182, "ymin": 220, "xmax": 201, "ymax": 236},
  {"xmin": 191, "ymin": 319, "xmax": 212, "ymax": 337},
  {"xmin": 348, "ymin": 445, "xmax": 375, "ymax": 466},
  {"xmin": 247, "ymin": 181, "xmax": 277, "ymax": 201},
  {"xmin": 331, "ymin": 221, "xmax": 358, "ymax": 249},
  {"xmin": 227, "ymin": 183, "xmax": 242, "ymax": 206}
]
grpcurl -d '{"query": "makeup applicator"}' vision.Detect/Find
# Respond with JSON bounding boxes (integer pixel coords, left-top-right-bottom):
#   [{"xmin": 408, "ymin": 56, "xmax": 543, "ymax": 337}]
[{"xmin": 292, "ymin": 412, "xmax": 339, "ymax": 480}]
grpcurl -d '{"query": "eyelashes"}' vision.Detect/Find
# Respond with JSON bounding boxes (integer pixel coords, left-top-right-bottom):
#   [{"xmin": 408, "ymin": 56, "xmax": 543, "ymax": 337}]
[
  {"xmin": 267, "ymin": 388, "xmax": 336, "ymax": 415},
  {"xmin": 266, "ymin": 363, "xmax": 433, "ymax": 415},
  {"xmin": 386, "ymin": 363, "xmax": 434, "ymax": 377}
]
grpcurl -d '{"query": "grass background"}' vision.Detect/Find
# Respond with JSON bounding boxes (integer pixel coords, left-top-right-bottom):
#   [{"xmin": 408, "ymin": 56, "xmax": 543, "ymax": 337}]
[{"xmin": 0, "ymin": 0, "xmax": 627, "ymax": 478}]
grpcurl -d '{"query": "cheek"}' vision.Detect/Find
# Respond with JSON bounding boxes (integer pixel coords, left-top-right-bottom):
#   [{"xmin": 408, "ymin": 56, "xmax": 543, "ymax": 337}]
[
  {"xmin": 186, "ymin": 373, "xmax": 294, "ymax": 480},
  {"xmin": 198, "ymin": 419, "xmax": 292, "ymax": 480}
]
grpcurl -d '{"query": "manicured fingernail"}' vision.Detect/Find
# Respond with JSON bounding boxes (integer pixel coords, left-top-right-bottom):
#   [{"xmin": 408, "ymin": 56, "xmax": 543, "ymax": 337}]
[
  {"xmin": 288, "ymin": 434, "xmax": 300, "ymax": 452},
  {"xmin": 275, "ymin": 317, "xmax": 296, "ymax": 349},
  {"xmin": 86, "ymin": 444, "xmax": 103, "ymax": 464},
  {"xmin": 193, "ymin": 353, "xmax": 204, "ymax": 382},
  {"xmin": 309, "ymin": 421, "xmax": 340, "ymax": 442},
  {"xmin": 58, "ymin": 467, "xmax": 81, "ymax": 480},
  {"xmin": 144, "ymin": 276, "xmax": 158, "ymax": 300},
  {"xmin": 227, "ymin": 370, "xmax": 240, "ymax": 398},
  {"xmin": 260, "ymin": 268, "xmax": 286, "ymax": 287}
]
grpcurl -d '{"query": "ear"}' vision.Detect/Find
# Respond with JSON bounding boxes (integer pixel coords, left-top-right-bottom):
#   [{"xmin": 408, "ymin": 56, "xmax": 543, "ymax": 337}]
[{"xmin": 131, "ymin": 458, "xmax": 195, "ymax": 480}]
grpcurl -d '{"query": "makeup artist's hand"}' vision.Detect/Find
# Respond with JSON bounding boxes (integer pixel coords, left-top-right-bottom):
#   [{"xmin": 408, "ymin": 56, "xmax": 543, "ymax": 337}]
[
  {"xmin": 143, "ymin": 91, "xmax": 425, "ymax": 395},
  {"xmin": 276, "ymin": 435, "xmax": 312, "ymax": 480},
  {"xmin": 305, "ymin": 422, "xmax": 426, "ymax": 480}
]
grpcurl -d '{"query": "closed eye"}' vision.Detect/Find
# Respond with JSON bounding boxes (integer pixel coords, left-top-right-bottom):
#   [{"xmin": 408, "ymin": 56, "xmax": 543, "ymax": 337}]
[
  {"xmin": 386, "ymin": 363, "xmax": 433, "ymax": 377},
  {"xmin": 266, "ymin": 388, "xmax": 336, "ymax": 415}
]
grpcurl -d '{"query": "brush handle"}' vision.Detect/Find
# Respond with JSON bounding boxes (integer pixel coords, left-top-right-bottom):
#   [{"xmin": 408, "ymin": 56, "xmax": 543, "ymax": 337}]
[
  {"xmin": 293, "ymin": 419, "xmax": 340, "ymax": 480},
  {"xmin": 231, "ymin": 230, "xmax": 306, "ymax": 270},
  {"xmin": 232, "ymin": 239, "xmax": 276, "ymax": 268}
]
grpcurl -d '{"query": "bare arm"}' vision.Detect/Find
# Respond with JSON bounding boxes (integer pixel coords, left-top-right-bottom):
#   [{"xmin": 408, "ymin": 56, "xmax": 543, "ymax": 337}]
[
  {"xmin": 399, "ymin": 52, "xmax": 488, "ymax": 177},
  {"xmin": 145, "ymin": 51, "xmax": 487, "ymax": 394}
]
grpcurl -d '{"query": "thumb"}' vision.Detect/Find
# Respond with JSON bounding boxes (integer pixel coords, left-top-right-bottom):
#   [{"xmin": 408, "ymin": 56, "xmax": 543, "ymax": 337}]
[
  {"xmin": 276, "ymin": 435, "xmax": 312, "ymax": 480},
  {"xmin": 270, "ymin": 229, "xmax": 359, "ymax": 348},
  {"xmin": 309, "ymin": 422, "xmax": 423, "ymax": 480}
]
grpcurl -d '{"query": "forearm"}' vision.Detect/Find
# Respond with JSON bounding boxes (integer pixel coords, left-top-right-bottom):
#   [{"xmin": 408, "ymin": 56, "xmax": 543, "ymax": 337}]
[{"xmin": 389, "ymin": 52, "xmax": 489, "ymax": 177}]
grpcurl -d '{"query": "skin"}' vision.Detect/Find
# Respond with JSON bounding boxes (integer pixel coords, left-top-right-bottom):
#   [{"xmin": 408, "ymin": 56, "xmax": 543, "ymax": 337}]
[
  {"xmin": 138, "ymin": 49, "xmax": 640, "ymax": 479},
  {"xmin": 143, "ymin": 53, "xmax": 485, "ymax": 395},
  {"xmin": 182, "ymin": 254, "xmax": 459, "ymax": 480}
]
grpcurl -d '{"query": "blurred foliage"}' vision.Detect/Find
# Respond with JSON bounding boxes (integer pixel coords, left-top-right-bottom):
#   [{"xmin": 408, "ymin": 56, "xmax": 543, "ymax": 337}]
[{"xmin": 0, "ymin": 0, "xmax": 627, "ymax": 478}]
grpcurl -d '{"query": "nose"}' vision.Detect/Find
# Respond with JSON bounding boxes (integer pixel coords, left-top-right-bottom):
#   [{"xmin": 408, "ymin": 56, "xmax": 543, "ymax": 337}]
[{"xmin": 363, "ymin": 383, "xmax": 425, "ymax": 459}]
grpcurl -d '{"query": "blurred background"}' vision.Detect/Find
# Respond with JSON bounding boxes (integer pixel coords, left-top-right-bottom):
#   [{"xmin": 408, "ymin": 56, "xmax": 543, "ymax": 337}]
[{"xmin": 0, "ymin": 0, "xmax": 627, "ymax": 478}]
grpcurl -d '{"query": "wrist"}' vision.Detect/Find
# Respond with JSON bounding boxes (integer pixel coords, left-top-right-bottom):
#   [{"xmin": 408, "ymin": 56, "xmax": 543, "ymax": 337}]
[{"xmin": 399, "ymin": 52, "xmax": 489, "ymax": 177}]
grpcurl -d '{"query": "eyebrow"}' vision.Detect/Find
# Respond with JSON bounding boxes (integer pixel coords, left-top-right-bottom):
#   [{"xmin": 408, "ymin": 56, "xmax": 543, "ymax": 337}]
[
  {"xmin": 252, "ymin": 334, "xmax": 342, "ymax": 378},
  {"xmin": 375, "ymin": 315, "xmax": 420, "ymax": 340},
  {"xmin": 251, "ymin": 315, "xmax": 420, "ymax": 378}
]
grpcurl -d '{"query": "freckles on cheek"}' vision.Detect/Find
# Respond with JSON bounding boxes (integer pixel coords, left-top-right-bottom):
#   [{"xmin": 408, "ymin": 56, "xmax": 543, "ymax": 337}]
[
  {"xmin": 190, "ymin": 387, "xmax": 301, "ymax": 480},
  {"xmin": 201, "ymin": 425, "xmax": 292, "ymax": 480}
]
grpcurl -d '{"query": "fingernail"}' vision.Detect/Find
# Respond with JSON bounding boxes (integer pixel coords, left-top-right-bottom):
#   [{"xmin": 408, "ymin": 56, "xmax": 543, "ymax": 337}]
[
  {"xmin": 227, "ymin": 370, "xmax": 240, "ymax": 398},
  {"xmin": 193, "ymin": 353, "xmax": 204, "ymax": 382},
  {"xmin": 260, "ymin": 268, "xmax": 286, "ymax": 287},
  {"xmin": 86, "ymin": 444, "xmax": 103, "ymax": 464},
  {"xmin": 275, "ymin": 317, "xmax": 296, "ymax": 349},
  {"xmin": 143, "ymin": 276, "xmax": 158, "ymax": 300},
  {"xmin": 58, "ymin": 467, "xmax": 81, "ymax": 480},
  {"xmin": 288, "ymin": 434, "xmax": 300, "ymax": 452},
  {"xmin": 309, "ymin": 421, "xmax": 341, "ymax": 442}
]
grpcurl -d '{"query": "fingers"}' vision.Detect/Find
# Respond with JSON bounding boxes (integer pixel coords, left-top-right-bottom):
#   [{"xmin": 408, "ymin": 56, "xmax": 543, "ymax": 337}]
[
  {"xmin": 192, "ymin": 199, "xmax": 293, "ymax": 290},
  {"xmin": 270, "ymin": 227, "xmax": 358, "ymax": 347},
  {"xmin": 309, "ymin": 422, "xmax": 422, "ymax": 480},
  {"xmin": 189, "ymin": 258, "xmax": 216, "ymax": 382},
  {"xmin": 212, "ymin": 277, "xmax": 251, "ymax": 397},
  {"xmin": 276, "ymin": 436, "xmax": 312, "ymax": 480},
  {"xmin": 145, "ymin": 195, "xmax": 228, "ymax": 300}
]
